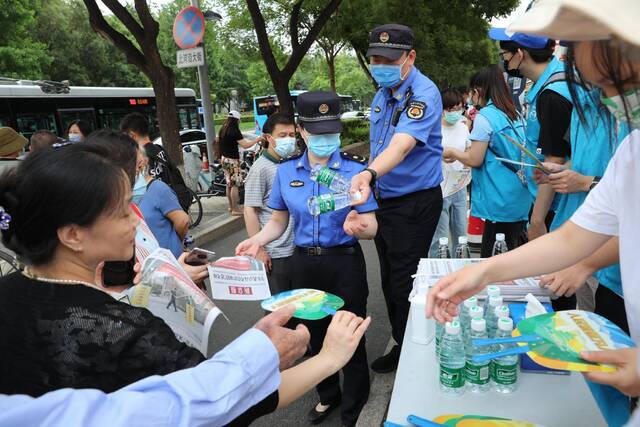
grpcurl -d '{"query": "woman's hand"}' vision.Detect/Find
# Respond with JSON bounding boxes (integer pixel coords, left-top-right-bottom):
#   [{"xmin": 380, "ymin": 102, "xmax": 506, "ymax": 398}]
[
  {"xmin": 177, "ymin": 252, "xmax": 210, "ymax": 283},
  {"xmin": 426, "ymin": 263, "xmax": 490, "ymax": 322},
  {"xmin": 538, "ymin": 263, "xmax": 591, "ymax": 297},
  {"xmin": 442, "ymin": 148, "xmax": 457, "ymax": 164},
  {"xmin": 319, "ymin": 311, "xmax": 371, "ymax": 371},
  {"xmin": 582, "ymin": 348, "xmax": 640, "ymax": 397},
  {"xmin": 548, "ymin": 170, "xmax": 592, "ymax": 194},
  {"xmin": 343, "ymin": 210, "xmax": 366, "ymax": 236},
  {"xmin": 235, "ymin": 237, "xmax": 262, "ymax": 257}
]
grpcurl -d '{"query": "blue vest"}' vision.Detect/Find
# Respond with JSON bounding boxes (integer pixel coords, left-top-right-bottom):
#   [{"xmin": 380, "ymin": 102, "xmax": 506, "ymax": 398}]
[
  {"xmin": 524, "ymin": 58, "xmax": 573, "ymax": 200},
  {"xmin": 471, "ymin": 102, "xmax": 532, "ymax": 222},
  {"xmin": 550, "ymin": 89, "xmax": 630, "ymax": 296}
]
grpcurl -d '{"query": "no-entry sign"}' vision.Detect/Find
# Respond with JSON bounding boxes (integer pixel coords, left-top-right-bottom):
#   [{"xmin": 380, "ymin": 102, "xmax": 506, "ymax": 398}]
[{"xmin": 173, "ymin": 6, "xmax": 205, "ymax": 49}]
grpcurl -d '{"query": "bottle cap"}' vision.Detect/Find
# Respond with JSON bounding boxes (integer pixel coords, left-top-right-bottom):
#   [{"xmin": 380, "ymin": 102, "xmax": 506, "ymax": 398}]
[
  {"xmin": 495, "ymin": 233, "xmax": 506, "ymax": 242},
  {"xmin": 471, "ymin": 317, "xmax": 486, "ymax": 332},
  {"xmin": 487, "ymin": 285, "xmax": 501, "ymax": 297},
  {"xmin": 463, "ymin": 296, "xmax": 478, "ymax": 308},
  {"xmin": 469, "ymin": 305, "xmax": 483, "ymax": 317},
  {"xmin": 458, "ymin": 236, "xmax": 468, "ymax": 245},
  {"xmin": 497, "ymin": 317, "xmax": 514, "ymax": 332},
  {"xmin": 439, "ymin": 237, "xmax": 449, "ymax": 246},
  {"xmin": 495, "ymin": 305, "xmax": 510, "ymax": 318},
  {"xmin": 352, "ymin": 191, "xmax": 362, "ymax": 201},
  {"xmin": 489, "ymin": 295, "xmax": 503, "ymax": 307},
  {"xmin": 445, "ymin": 320, "xmax": 461, "ymax": 335}
]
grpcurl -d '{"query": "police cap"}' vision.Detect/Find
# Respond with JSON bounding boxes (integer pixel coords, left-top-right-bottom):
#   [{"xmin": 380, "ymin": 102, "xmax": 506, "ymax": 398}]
[
  {"xmin": 366, "ymin": 24, "xmax": 414, "ymax": 61},
  {"xmin": 296, "ymin": 91, "xmax": 342, "ymax": 135}
]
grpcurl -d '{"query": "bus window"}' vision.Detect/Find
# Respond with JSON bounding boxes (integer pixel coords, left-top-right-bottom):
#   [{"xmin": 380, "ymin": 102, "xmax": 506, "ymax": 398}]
[
  {"xmin": 16, "ymin": 113, "xmax": 58, "ymax": 140},
  {"xmin": 58, "ymin": 109, "xmax": 96, "ymax": 135},
  {"xmin": 177, "ymin": 106, "xmax": 199, "ymax": 129}
]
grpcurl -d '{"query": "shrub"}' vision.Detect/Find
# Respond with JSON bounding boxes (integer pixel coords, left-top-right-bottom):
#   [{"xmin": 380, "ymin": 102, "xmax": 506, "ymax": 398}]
[{"xmin": 341, "ymin": 119, "xmax": 369, "ymax": 147}]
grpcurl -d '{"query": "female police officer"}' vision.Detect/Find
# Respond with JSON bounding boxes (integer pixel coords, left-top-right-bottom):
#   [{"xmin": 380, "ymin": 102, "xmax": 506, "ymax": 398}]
[{"xmin": 236, "ymin": 91, "xmax": 377, "ymax": 427}]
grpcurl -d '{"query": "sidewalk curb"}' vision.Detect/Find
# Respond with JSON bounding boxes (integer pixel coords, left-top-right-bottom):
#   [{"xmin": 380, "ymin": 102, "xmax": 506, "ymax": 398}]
[
  {"xmin": 356, "ymin": 339, "xmax": 397, "ymax": 427},
  {"xmin": 192, "ymin": 214, "xmax": 245, "ymax": 246}
]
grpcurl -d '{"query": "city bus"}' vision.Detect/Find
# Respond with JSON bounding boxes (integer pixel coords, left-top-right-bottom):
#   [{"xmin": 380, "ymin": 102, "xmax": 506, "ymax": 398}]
[
  {"xmin": 0, "ymin": 84, "xmax": 200, "ymax": 140},
  {"xmin": 252, "ymin": 90, "xmax": 359, "ymax": 135}
]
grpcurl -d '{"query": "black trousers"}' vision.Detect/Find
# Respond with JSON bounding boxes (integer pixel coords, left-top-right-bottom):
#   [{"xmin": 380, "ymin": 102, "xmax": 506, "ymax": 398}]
[
  {"xmin": 291, "ymin": 244, "xmax": 369, "ymax": 426},
  {"xmin": 480, "ymin": 220, "xmax": 527, "ymax": 258},
  {"xmin": 375, "ymin": 186, "xmax": 443, "ymax": 346},
  {"xmin": 595, "ymin": 285, "xmax": 629, "ymax": 334},
  {"xmin": 267, "ymin": 256, "xmax": 293, "ymax": 295}
]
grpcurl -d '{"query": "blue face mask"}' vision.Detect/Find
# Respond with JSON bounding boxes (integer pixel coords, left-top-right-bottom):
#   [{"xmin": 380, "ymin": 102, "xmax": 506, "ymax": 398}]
[
  {"xmin": 273, "ymin": 136, "xmax": 297, "ymax": 158},
  {"xmin": 369, "ymin": 56, "xmax": 409, "ymax": 88},
  {"xmin": 131, "ymin": 172, "xmax": 147, "ymax": 205},
  {"xmin": 306, "ymin": 133, "xmax": 341, "ymax": 158},
  {"xmin": 444, "ymin": 110, "xmax": 464, "ymax": 125},
  {"xmin": 68, "ymin": 133, "xmax": 82, "ymax": 143}
]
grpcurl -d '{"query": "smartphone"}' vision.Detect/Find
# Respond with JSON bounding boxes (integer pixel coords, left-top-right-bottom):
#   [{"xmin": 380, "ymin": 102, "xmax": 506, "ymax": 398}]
[
  {"xmin": 103, "ymin": 256, "xmax": 136, "ymax": 287},
  {"xmin": 184, "ymin": 248, "xmax": 217, "ymax": 266}
]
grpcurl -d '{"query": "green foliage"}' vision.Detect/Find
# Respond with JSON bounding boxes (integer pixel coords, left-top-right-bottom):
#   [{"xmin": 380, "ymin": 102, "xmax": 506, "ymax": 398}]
[{"xmin": 340, "ymin": 119, "xmax": 369, "ymax": 147}]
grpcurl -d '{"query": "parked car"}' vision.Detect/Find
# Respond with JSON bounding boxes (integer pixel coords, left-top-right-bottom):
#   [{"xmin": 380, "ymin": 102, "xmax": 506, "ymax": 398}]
[{"xmin": 340, "ymin": 110, "xmax": 368, "ymax": 120}]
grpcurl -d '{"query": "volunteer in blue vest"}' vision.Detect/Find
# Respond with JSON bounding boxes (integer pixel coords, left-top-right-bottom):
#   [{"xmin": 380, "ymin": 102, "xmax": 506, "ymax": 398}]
[
  {"xmin": 536, "ymin": 85, "xmax": 630, "ymax": 333},
  {"xmin": 236, "ymin": 91, "xmax": 377, "ymax": 427},
  {"xmin": 489, "ymin": 29, "xmax": 577, "ymax": 311},
  {"xmin": 349, "ymin": 24, "xmax": 444, "ymax": 373},
  {"xmin": 443, "ymin": 65, "xmax": 531, "ymax": 257}
]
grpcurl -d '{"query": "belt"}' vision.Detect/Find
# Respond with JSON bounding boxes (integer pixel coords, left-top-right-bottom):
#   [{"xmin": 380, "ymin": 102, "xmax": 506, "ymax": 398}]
[{"xmin": 296, "ymin": 245, "xmax": 355, "ymax": 256}]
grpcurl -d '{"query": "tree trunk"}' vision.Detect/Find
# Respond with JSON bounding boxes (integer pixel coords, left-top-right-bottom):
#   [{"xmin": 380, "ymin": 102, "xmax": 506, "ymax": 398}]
[
  {"xmin": 327, "ymin": 54, "xmax": 337, "ymax": 93},
  {"xmin": 273, "ymin": 77, "xmax": 294, "ymax": 118},
  {"xmin": 148, "ymin": 65, "xmax": 182, "ymax": 166}
]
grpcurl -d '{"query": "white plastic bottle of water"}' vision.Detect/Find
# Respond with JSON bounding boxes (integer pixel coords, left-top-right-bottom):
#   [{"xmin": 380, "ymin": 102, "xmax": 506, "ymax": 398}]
[
  {"xmin": 484, "ymin": 295, "xmax": 503, "ymax": 338},
  {"xmin": 439, "ymin": 320, "xmax": 466, "ymax": 395},
  {"xmin": 435, "ymin": 315, "xmax": 458, "ymax": 358},
  {"xmin": 491, "ymin": 317, "xmax": 519, "ymax": 393},
  {"xmin": 492, "ymin": 233, "xmax": 509, "ymax": 256},
  {"xmin": 437, "ymin": 237, "xmax": 451, "ymax": 258},
  {"xmin": 454, "ymin": 236, "xmax": 471, "ymax": 258},
  {"xmin": 491, "ymin": 305, "xmax": 510, "ymax": 338},
  {"xmin": 310, "ymin": 164, "xmax": 351, "ymax": 192},
  {"xmin": 465, "ymin": 317, "xmax": 491, "ymax": 393},
  {"xmin": 459, "ymin": 296, "xmax": 478, "ymax": 336},
  {"xmin": 482, "ymin": 285, "xmax": 501, "ymax": 313},
  {"xmin": 307, "ymin": 191, "xmax": 362, "ymax": 216}
]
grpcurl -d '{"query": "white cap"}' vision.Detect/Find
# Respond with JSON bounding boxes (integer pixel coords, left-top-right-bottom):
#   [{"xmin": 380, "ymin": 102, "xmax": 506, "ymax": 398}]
[
  {"xmin": 489, "ymin": 295, "xmax": 503, "ymax": 307},
  {"xmin": 498, "ymin": 317, "xmax": 514, "ymax": 332},
  {"xmin": 463, "ymin": 296, "xmax": 478, "ymax": 308},
  {"xmin": 495, "ymin": 233, "xmax": 505, "ymax": 242},
  {"xmin": 471, "ymin": 317, "xmax": 486, "ymax": 332},
  {"xmin": 508, "ymin": 0, "xmax": 640, "ymax": 47},
  {"xmin": 487, "ymin": 285, "xmax": 501, "ymax": 298},
  {"xmin": 445, "ymin": 320, "xmax": 461, "ymax": 335},
  {"xmin": 469, "ymin": 305, "xmax": 483, "ymax": 318},
  {"xmin": 439, "ymin": 237, "xmax": 449, "ymax": 246},
  {"xmin": 228, "ymin": 110, "xmax": 241, "ymax": 120},
  {"xmin": 458, "ymin": 236, "xmax": 468, "ymax": 245},
  {"xmin": 495, "ymin": 305, "xmax": 510, "ymax": 318}
]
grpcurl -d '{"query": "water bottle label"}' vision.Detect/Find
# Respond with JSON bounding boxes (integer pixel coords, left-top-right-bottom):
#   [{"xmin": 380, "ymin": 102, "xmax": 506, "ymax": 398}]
[
  {"xmin": 315, "ymin": 168, "xmax": 335, "ymax": 187},
  {"xmin": 439, "ymin": 366, "xmax": 464, "ymax": 388},
  {"xmin": 464, "ymin": 361, "xmax": 489, "ymax": 385},
  {"xmin": 490, "ymin": 361, "xmax": 518, "ymax": 385},
  {"xmin": 316, "ymin": 194, "xmax": 335, "ymax": 214}
]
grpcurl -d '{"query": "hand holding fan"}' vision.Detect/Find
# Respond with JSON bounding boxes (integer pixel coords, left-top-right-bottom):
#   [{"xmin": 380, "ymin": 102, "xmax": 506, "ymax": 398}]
[{"xmin": 261, "ymin": 289, "xmax": 345, "ymax": 320}]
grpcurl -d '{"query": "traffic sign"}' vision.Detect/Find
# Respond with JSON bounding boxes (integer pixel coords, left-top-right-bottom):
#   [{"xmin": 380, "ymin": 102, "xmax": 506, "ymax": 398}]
[
  {"xmin": 173, "ymin": 6, "xmax": 205, "ymax": 49},
  {"xmin": 177, "ymin": 47, "xmax": 205, "ymax": 69}
]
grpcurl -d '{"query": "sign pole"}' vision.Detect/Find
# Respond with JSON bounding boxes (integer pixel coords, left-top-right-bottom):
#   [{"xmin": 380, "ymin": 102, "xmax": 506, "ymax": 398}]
[{"xmin": 190, "ymin": 0, "xmax": 216, "ymax": 168}]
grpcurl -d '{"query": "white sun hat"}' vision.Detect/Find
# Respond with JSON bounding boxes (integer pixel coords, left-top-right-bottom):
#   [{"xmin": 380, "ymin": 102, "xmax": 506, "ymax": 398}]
[
  {"xmin": 228, "ymin": 110, "xmax": 241, "ymax": 120},
  {"xmin": 508, "ymin": 0, "xmax": 640, "ymax": 46}
]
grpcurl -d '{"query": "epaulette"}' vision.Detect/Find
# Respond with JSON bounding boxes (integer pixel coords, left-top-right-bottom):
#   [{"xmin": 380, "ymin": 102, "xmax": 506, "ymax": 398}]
[{"xmin": 341, "ymin": 151, "xmax": 368, "ymax": 164}]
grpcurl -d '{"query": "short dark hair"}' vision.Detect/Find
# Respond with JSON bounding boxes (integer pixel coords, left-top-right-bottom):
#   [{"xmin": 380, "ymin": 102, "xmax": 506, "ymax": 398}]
[
  {"xmin": 441, "ymin": 89, "xmax": 463, "ymax": 111},
  {"xmin": 66, "ymin": 119, "xmax": 92, "ymax": 138},
  {"xmin": 0, "ymin": 144, "xmax": 128, "ymax": 266},
  {"xmin": 261, "ymin": 113, "xmax": 295, "ymax": 148},
  {"xmin": 469, "ymin": 65, "xmax": 518, "ymax": 121},
  {"xmin": 499, "ymin": 40, "xmax": 556, "ymax": 64},
  {"xmin": 85, "ymin": 129, "xmax": 139, "ymax": 186},
  {"xmin": 29, "ymin": 130, "xmax": 59, "ymax": 152},
  {"xmin": 120, "ymin": 112, "xmax": 149, "ymax": 136}
]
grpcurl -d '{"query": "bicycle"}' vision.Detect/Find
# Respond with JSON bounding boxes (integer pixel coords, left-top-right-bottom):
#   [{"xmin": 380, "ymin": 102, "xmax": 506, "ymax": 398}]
[{"xmin": 0, "ymin": 248, "xmax": 21, "ymax": 277}]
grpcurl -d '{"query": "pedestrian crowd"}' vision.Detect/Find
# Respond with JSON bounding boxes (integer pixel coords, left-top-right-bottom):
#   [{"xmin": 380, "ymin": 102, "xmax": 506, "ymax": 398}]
[{"xmin": 0, "ymin": 0, "xmax": 640, "ymax": 425}]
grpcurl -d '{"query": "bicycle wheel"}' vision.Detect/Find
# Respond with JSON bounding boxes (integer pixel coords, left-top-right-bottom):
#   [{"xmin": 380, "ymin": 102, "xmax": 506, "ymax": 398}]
[
  {"xmin": 0, "ymin": 249, "xmax": 20, "ymax": 277},
  {"xmin": 188, "ymin": 188, "xmax": 203, "ymax": 229}
]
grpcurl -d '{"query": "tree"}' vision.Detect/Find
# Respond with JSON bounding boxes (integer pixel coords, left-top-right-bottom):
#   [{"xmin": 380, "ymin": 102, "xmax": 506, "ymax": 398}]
[{"xmin": 82, "ymin": 0, "xmax": 183, "ymax": 164}]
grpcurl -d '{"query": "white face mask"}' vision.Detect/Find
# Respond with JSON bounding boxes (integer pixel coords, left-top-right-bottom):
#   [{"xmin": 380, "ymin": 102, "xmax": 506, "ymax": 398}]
[{"xmin": 601, "ymin": 88, "xmax": 640, "ymax": 130}]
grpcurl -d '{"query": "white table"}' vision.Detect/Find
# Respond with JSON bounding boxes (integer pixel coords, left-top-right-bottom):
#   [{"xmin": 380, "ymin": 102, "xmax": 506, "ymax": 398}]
[{"xmin": 386, "ymin": 315, "xmax": 606, "ymax": 426}]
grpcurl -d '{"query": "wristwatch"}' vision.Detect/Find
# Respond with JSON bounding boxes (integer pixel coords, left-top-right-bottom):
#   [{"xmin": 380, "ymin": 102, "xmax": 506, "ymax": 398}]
[
  {"xmin": 364, "ymin": 168, "xmax": 378, "ymax": 186},
  {"xmin": 589, "ymin": 176, "xmax": 601, "ymax": 191}
]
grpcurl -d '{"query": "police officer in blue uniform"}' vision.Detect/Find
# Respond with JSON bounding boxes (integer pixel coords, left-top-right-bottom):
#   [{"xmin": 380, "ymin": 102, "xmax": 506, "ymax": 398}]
[
  {"xmin": 236, "ymin": 91, "xmax": 377, "ymax": 426},
  {"xmin": 350, "ymin": 24, "xmax": 443, "ymax": 373}
]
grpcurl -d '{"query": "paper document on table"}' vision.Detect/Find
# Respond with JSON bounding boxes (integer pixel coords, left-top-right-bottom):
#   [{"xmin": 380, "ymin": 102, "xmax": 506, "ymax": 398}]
[
  {"xmin": 415, "ymin": 258, "xmax": 549, "ymax": 301},
  {"xmin": 208, "ymin": 256, "xmax": 271, "ymax": 301}
]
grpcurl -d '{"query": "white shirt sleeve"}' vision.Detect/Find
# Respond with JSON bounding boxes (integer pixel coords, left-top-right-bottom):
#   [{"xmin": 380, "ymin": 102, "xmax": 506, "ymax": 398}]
[
  {"xmin": 0, "ymin": 328, "xmax": 280, "ymax": 427},
  {"xmin": 570, "ymin": 144, "xmax": 620, "ymax": 236}
]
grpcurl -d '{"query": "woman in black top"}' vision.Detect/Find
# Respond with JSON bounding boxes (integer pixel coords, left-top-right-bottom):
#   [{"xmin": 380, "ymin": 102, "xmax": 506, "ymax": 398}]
[{"xmin": 218, "ymin": 110, "xmax": 259, "ymax": 215}]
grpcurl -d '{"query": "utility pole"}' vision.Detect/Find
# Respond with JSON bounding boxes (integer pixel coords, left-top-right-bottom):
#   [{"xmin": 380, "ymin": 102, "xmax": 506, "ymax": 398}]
[{"xmin": 191, "ymin": 0, "xmax": 218, "ymax": 167}]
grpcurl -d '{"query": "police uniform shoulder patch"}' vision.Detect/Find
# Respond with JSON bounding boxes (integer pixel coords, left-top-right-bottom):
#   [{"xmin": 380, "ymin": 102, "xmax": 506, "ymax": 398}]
[
  {"xmin": 341, "ymin": 151, "xmax": 368, "ymax": 164},
  {"xmin": 406, "ymin": 100, "xmax": 426, "ymax": 120},
  {"xmin": 289, "ymin": 180, "xmax": 304, "ymax": 187}
]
